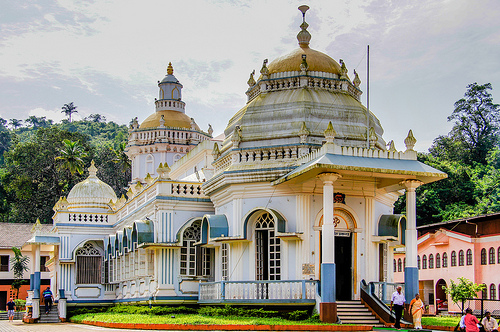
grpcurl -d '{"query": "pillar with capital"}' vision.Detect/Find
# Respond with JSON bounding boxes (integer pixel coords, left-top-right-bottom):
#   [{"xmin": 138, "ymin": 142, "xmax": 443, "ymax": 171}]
[
  {"xmin": 317, "ymin": 172, "xmax": 341, "ymax": 323},
  {"xmin": 402, "ymin": 179, "xmax": 422, "ymax": 303}
]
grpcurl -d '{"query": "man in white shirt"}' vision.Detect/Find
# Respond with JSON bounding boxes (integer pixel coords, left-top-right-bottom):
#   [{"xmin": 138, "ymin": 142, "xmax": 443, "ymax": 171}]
[{"xmin": 391, "ymin": 286, "xmax": 405, "ymax": 330}]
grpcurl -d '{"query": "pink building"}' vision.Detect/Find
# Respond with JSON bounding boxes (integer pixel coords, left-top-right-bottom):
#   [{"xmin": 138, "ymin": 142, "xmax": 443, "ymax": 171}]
[{"xmin": 394, "ymin": 213, "xmax": 500, "ymax": 314}]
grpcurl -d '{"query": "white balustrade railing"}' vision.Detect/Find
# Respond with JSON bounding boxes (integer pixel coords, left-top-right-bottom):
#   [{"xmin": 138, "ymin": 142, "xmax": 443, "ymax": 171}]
[{"xmin": 199, "ymin": 280, "xmax": 317, "ymax": 302}]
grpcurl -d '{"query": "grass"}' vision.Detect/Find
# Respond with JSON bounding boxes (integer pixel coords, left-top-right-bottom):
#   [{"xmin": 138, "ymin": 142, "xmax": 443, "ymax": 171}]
[
  {"xmin": 421, "ymin": 316, "xmax": 461, "ymax": 327},
  {"xmin": 70, "ymin": 313, "xmax": 334, "ymax": 325}
]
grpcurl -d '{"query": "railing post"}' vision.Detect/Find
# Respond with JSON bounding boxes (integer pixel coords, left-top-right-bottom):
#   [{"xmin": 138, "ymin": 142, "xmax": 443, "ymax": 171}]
[
  {"xmin": 221, "ymin": 281, "xmax": 226, "ymax": 300},
  {"xmin": 382, "ymin": 282, "xmax": 387, "ymax": 303},
  {"xmin": 302, "ymin": 280, "xmax": 306, "ymax": 299},
  {"xmin": 481, "ymin": 298, "xmax": 484, "ymax": 320}
]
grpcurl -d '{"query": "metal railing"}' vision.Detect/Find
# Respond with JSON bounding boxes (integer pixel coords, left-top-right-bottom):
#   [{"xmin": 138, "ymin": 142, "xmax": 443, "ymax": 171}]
[
  {"xmin": 369, "ymin": 281, "xmax": 405, "ymax": 304},
  {"xmin": 461, "ymin": 298, "xmax": 500, "ymax": 320},
  {"xmin": 199, "ymin": 280, "xmax": 317, "ymax": 303}
]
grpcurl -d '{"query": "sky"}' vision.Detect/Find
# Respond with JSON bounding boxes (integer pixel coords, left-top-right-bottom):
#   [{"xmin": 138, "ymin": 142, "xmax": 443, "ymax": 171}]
[{"xmin": 1, "ymin": 0, "xmax": 499, "ymax": 152}]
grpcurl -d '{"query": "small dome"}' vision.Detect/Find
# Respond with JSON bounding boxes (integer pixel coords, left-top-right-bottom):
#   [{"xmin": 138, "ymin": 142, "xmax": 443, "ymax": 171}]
[
  {"xmin": 139, "ymin": 110, "xmax": 200, "ymax": 130},
  {"xmin": 67, "ymin": 161, "xmax": 117, "ymax": 212},
  {"xmin": 267, "ymin": 46, "xmax": 343, "ymax": 76}
]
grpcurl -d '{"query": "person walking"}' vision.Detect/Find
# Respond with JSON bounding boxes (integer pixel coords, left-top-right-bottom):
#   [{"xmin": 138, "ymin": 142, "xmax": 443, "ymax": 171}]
[
  {"xmin": 464, "ymin": 308, "xmax": 480, "ymax": 332},
  {"xmin": 481, "ymin": 311, "xmax": 498, "ymax": 332},
  {"xmin": 410, "ymin": 293, "xmax": 424, "ymax": 329},
  {"xmin": 6, "ymin": 298, "xmax": 16, "ymax": 322},
  {"xmin": 391, "ymin": 286, "xmax": 405, "ymax": 330},
  {"xmin": 42, "ymin": 286, "xmax": 53, "ymax": 314}
]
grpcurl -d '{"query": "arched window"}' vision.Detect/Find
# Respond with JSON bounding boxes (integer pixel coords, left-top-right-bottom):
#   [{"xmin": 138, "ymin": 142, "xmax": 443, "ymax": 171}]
[
  {"xmin": 498, "ymin": 247, "xmax": 500, "ymax": 264},
  {"xmin": 436, "ymin": 253, "xmax": 441, "ymax": 268},
  {"xmin": 451, "ymin": 251, "xmax": 457, "ymax": 267},
  {"xmin": 394, "ymin": 259, "xmax": 397, "ymax": 272},
  {"xmin": 481, "ymin": 248, "xmax": 487, "ymax": 265},
  {"xmin": 146, "ymin": 154, "xmax": 154, "ymax": 175},
  {"xmin": 398, "ymin": 258, "xmax": 402, "ymax": 272},
  {"xmin": 489, "ymin": 247, "xmax": 495, "ymax": 264},
  {"xmin": 491, "ymin": 284, "xmax": 497, "ymax": 300},
  {"xmin": 442, "ymin": 252, "xmax": 448, "ymax": 267},
  {"xmin": 459, "ymin": 250, "xmax": 465, "ymax": 266},
  {"xmin": 180, "ymin": 220, "xmax": 213, "ymax": 277},
  {"xmin": 76, "ymin": 242, "xmax": 102, "ymax": 284},
  {"xmin": 417, "ymin": 255, "xmax": 421, "ymax": 270},
  {"xmin": 422, "ymin": 255, "xmax": 427, "ymax": 269},
  {"xmin": 429, "ymin": 254, "xmax": 434, "ymax": 269},
  {"xmin": 403, "ymin": 258, "xmax": 406, "ymax": 269},
  {"xmin": 255, "ymin": 212, "xmax": 281, "ymax": 280},
  {"xmin": 482, "ymin": 284, "xmax": 487, "ymax": 299},
  {"xmin": 467, "ymin": 249, "xmax": 473, "ymax": 265}
]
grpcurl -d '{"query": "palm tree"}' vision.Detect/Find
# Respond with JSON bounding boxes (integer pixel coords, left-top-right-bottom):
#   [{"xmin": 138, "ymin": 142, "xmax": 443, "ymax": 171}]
[
  {"xmin": 61, "ymin": 102, "xmax": 78, "ymax": 122},
  {"xmin": 9, "ymin": 119, "xmax": 23, "ymax": 129},
  {"xmin": 56, "ymin": 139, "xmax": 88, "ymax": 175},
  {"xmin": 112, "ymin": 142, "xmax": 131, "ymax": 172},
  {"xmin": 10, "ymin": 247, "xmax": 29, "ymax": 298}
]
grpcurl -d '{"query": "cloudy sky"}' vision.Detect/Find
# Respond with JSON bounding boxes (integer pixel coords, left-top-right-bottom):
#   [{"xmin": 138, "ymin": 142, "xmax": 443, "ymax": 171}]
[{"xmin": 1, "ymin": 0, "xmax": 499, "ymax": 151}]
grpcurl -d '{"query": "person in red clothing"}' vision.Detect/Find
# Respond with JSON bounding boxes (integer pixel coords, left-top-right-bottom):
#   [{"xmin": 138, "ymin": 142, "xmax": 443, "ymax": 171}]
[{"xmin": 464, "ymin": 308, "xmax": 480, "ymax": 332}]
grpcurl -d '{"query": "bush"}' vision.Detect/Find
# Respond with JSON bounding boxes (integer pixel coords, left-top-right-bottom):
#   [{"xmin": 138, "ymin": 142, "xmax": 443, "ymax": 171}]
[
  {"xmin": 286, "ymin": 310, "xmax": 309, "ymax": 321},
  {"xmin": 68, "ymin": 306, "xmax": 108, "ymax": 317}
]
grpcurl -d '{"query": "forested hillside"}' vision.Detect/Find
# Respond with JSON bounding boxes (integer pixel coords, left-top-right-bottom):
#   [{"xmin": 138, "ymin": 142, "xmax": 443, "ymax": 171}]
[
  {"xmin": 394, "ymin": 83, "xmax": 500, "ymax": 225},
  {"xmin": 0, "ymin": 113, "xmax": 130, "ymax": 223}
]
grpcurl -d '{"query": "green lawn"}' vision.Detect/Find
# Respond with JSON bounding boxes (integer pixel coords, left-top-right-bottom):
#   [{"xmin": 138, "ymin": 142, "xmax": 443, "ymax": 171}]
[
  {"xmin": 421, "ymin": 316, "xmax": 461, "ymax": 327},
  {"xmin": 70, "ymin": 313, "xmax": 334, "ymax": 325}
]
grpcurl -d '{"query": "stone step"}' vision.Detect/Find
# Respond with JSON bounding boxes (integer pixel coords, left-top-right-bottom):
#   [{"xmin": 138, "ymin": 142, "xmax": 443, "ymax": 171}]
[
  {"xmin": 38, "ymin": 310, "xmax": 60, "ymax": 323},
  {"xmin": 336, "ymin": 300, "xmax": 383, "ymax": 326},
  {"xmin": 338, "ymin": 313, "xmax": 376, "ymax": 317}
]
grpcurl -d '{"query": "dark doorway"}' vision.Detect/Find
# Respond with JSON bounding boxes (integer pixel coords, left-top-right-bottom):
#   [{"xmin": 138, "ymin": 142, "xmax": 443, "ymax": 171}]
[
  {"xmin": 335, "ymin": 234, "xmax": 352, "ymax": 300},
  {"xmin": 0, "ymin": 291, "xmax": 7, "ymax": 310}
]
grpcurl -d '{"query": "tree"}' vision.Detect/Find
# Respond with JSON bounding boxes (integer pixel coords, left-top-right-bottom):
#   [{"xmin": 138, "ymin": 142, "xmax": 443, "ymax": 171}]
[
  {"xmin": 10, "ymin": 247, "xmax": 29, "ymax": 298},
  {"xmin": 112, "ymin": 142, "xmax": 131, "ymax": 172},
  {"xmin": 444, "ymin": 83, "xmax": 500, "ymax": 165},
  {"xmin": 25, "ymin": 116, "xmax": 52, "ymax": 129},
  {"xmin": 443, "ymin": 277, "xmax": 485, "ymax": 313},
  {"xmin": 84, "ymin": 114, "xmax": 107, "ymax": 123},
  {"xmin": 56, "ymin": 139, "xmax": 88, "ymax": 175},
  {"xmin": 8, "ymin": 119, "xmax": 22, "ymax": 130},
  {"xmin": 61, "ymin": 102, "xmax": 78, "ymax": 122}
]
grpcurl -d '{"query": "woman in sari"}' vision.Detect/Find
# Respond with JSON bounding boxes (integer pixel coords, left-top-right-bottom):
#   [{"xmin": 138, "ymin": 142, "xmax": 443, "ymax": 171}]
[{"xmin": 410, "ymin": 293, "xmax": 424, "ymax": 329}]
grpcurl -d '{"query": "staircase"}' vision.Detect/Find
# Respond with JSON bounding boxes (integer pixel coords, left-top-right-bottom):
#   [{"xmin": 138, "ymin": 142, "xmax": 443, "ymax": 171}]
[
  {"xmin": 38, "ymin": 309, "xmax": 60, "ymax": 323},
  {"xmin": 337, "ymin": 300, "xmax": 385, "ymax": 326}
]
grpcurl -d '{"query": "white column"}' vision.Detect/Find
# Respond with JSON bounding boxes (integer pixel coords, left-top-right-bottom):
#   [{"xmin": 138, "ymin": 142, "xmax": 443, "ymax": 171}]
[
  {"xmin": 53, "ymin": 246, "xmax": 59, "ymax": 298},
  {"xmin": 318, "ymin": 173, "xmax": 341, "ymax": 263}
]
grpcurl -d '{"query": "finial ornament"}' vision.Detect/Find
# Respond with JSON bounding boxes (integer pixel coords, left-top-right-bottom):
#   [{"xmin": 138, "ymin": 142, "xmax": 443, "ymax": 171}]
[
  {"xmin": 88, "ymin": 160, "xmax": 98, "ymax": 177},
  {"xmin": 260, "ymin": 59, "xmax": 269, "ymax": 77},
  {"xmin": 339, "ymin": 59, "xmax": 348, "ymax": 79},
  {"xmin": 324, "ymin": 121, "xmax": 337, "ymax": 143},
  {"xmin": 299, "ymin": 121, "xmax": 310, "ymax": 143},
  {"xmin": 208, "ymin": 124, "xmax": 213, "ymax": 136},
  {"xmin": 404, "ymin": 129, "xmax": 417, "ymax": 151},
  {"xmin": 353, "ymin": 69, "xmax": 361, "ymax": 88},
  {"xmin": 212, "ymin": 142, "xmax": 221, "ymax": 159},
  {"xmin": 387, "ymin": 140, "xmax": 397, "ymax": 152},
  {"xmin": 247, "ymin": 70, "xmax": 256, "ymax": 87},
  {"xmin": 167, "ymin": 62, "xmax": 174, "ymax": 75},
  {"xmin": 159, "ymin": 115, "xmax": 165, "ymax": 128},
  {"xmin": 297, "ymin": 5, "xmax": 311, "ymax": 48},
  {"xmin": 369, "ymin": 127, "xmax": 377, "ymax": 149},
  {"xmin": 300, "ymin": 54, "xmax": 309, "ymax": 73},
  {"xmin": 231, "ymin": 125, "xmax": 243, "ymax": 148}
]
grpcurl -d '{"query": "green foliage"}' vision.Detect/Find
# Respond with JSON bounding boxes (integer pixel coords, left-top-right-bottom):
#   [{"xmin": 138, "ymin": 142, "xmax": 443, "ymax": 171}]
[
  {"xmin": 61, "ymin": 102, "xmax": 78, "ymax": 122},
  {"xmin": 443, "ymin": 277, "xmax": 485, "ymax": 311},
  {"xmin": 421, "ymin": 316, "xmax": 461, "ymax": 327},
  {"xmin": 10, "ymin": 247, "xmax": 29, "ymax": 298},
  {"xmin": 56, "ymin": 139, "xmax": 88, "ymax": 175}
]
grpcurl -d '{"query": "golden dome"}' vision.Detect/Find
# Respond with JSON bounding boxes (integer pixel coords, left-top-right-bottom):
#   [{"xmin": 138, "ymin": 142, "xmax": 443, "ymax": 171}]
[
  {"xmin": 267, "ymin": 46, "xmax": 343, "ymax": 76},
  {"xmin": 139, "ymin": 110, "xmax": 200, "ymax": 130}
]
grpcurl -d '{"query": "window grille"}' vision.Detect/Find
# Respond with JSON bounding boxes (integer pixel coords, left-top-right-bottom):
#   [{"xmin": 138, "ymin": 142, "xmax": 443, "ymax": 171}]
[
  {"xmin": 451, "ymin": 251, "xmax": 457, "ymax": 266},
  {"xmin": 393, "ymin": 259, "xmax": 397, "ymax": 273},
  {"xmin": 466, "ymin": 249, "xmax": 473, "ymax": 265},
  {"xmin": 491, "ymin": 284, "xmax": 496, "ymax": 300},
  {"xmin": 429, "ymin": 254, "xmax": 434, "ymax": 269},
  {"xmin": 436, "ymin": 253, "xmax": 441, "ymax": 268},
  {"xmin": 403, "ymin": 258, "xmax": 405, "ymax": 269},
  {"xmin": 76, "ymin": 243, "xmax": 102, "ymax": 284},
  {"xmin": 459, "ymin": 250, "xmax": 464, "ymax": 266},
  {"xmin": 221, "ymin": 243, "xmax": 229, "ymax": 280},
  {"xmin": 397, "ymin": 258, "xmax": 402, "ymax": 272},
  {"xmin": 498, "ymin": 247, "xmax": 500, "ymax": 264},
  {"xmin": 481, "ymin": 248, "xmax": 487, "ymax": 265},
  {"xmin": 442, "ymin": 252, "xmax": 448, "ymax": 267},
  {"xmin": 422, "ymin": 255, "xmax": 427, "ymax": 269},
  {"xmin": 180, "ymin": 220, "xmax": 213, "ymax": 278},
  {"xmin": 489, "ymin": 247, "xmax": 495, "ymax": 264},
  {"xmin": 417, "ymin": 255, "xmax": 420, "ymax": 270},
  {"xmin": 482, "ymin": 284, "xmax": 487, "ymax": 299}
]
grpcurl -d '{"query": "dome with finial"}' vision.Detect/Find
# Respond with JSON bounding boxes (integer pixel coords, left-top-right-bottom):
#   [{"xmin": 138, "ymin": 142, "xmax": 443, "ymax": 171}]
[
  {"xmin": 266, "ymin": 5, "xmax": 344, "ymax": 77},
  {"xmin": 67, "ymin": 160, "xmax": 117, "ymax": 212}
]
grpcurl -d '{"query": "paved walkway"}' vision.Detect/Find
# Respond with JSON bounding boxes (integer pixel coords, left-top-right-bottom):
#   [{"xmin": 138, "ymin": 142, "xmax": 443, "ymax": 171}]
[{"xmin": 0, "ymin": 321, "xmax": 196, "ymax": 332}]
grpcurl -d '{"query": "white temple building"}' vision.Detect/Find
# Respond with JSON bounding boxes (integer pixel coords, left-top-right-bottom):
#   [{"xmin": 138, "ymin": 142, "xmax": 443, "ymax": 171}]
[{"xmin": 25, "ymin": 6, "xmax": 446, "ymax": 323}]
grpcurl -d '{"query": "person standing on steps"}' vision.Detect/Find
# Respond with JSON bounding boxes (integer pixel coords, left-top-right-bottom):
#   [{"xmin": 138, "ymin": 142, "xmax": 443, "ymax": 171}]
[
  {"xmin": 391, "ymin": 286, "xmax": 405, "ymax": 330},
  {"xmin": 6, "ymin": 298, "xmax": 16, "ymax": 322},
  {"xmin": 42, "ymin": 287, "xmax": 53, "ymax": 314}
]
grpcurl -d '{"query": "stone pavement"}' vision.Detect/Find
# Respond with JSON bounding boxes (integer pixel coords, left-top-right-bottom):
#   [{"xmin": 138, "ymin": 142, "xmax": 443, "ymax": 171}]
[{"xmin": 0, "ymin": 321, "xmax": 195, "ymax": 332}]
